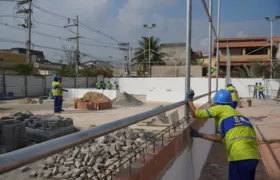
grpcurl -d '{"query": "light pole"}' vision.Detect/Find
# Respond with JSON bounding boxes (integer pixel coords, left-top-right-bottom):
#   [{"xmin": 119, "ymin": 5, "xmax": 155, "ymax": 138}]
[
  {"xmin": 143, "ymin": 24, "xmax": 156, "ymax": 77},
  {"xmin": 264, "ymin": 16, "xmax": 280, "ymax": 78}
]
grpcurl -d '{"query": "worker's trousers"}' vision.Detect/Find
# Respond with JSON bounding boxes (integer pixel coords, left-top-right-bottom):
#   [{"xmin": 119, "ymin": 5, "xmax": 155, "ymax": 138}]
[
  {"xmin": 229, "ymin": 159, "xmax": 259, "ymax": 180},
  {"xmin": 259, "ymin": 91, "xmax": 265, "ymax": 99},
  {"xmin": 54, "ymin": 96, "xmax": 62, "ymax": 113}
]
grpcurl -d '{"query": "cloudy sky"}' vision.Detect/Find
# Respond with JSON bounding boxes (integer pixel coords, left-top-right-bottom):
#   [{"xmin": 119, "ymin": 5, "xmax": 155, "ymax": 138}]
[{"xmin": 0, "ymin": 0, "xmax": 279, "ymax": 65}]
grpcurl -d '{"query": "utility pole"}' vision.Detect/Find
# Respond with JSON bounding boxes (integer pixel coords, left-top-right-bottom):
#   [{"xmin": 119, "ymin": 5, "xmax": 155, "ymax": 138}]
[
  {"xmin": 143, "ymin": 24, "xmax": 156, "ymax": 77},
  {"xmin": 118, "ymin": 43, "xmax": 129, "ymax": 76},
  {"xmin": 65, "ymin": 15, "xmax": 81, "ymax": 88},
  {"xmin": 17, "ymin": 0, "xmax": 32, "ymax": 63}
]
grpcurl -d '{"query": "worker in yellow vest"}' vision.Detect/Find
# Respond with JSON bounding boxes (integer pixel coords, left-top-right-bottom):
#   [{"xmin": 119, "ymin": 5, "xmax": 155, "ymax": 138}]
[
  {"xmin": 258, "ymin": 82, "xmax": 265, "ymax": 99},
  {"xmin": 186, "ymin": 89, "xmax": 259, "ymax": 180},
  {"xmin": 52, "ymin": 75, "xmax": 61, "ymax": 113},
  {"xmin": 226, "ymin": 84, "xmax": 239, "ymax": 109},
  {"xmin": 58, "ymin": 76, "xmax": 68, "ymax": 111}
]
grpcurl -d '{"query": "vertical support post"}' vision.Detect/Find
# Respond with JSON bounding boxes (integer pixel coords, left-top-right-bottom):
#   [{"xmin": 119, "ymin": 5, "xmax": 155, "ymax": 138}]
[
  {"xmin": 215, "ymin": 0, "xmax": 220, "ymax": 91},
  {"xmin": 208, "ymin": 0, "xmax": 213, "ymax": 105},
  {"xmin": 26, "ymin": 0, "xmax": 32, "ymax": 63},
  {"xmin": 148, "ymin": 29, "xmax": 151, "ymax": 77},
  {"xmin": 185, "ymin": 0, "xmax": 192, "ymax": 123},
  {"xmin": 24, "ymin": 69, "xmax": 27, "ymax": 97},
  {"xmin": 270, "ymin": 20, "xmax": 273, "ymax": 79},
  {"xmin": 75, "ymin": 15, "xmax": 79, "ymax": 88}
]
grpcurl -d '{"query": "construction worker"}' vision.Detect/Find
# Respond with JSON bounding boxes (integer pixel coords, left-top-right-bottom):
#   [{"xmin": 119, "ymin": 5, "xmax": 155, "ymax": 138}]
[
  {"xmin": 100, "ymin": 81, "xmax": 106, "ymax": 90},
  {"xmin": 186, "ymin": 89, "xmax": 259, "ymax": 180},
  {"xmin": 253, "ymin": 83, "xmax": 258, "ymax": 98},
  {"xmin": 107, "ymin": 81, "xmax": 112, "ymax": 90},
  {"xmin": 114, "ymin": 81, "xmax": 119, "ymax": 90},
  {"xmin": 52, "ymin": 75, "xmax": 61, "ymax": 113},
  {"xmin": 226, "ymin": 84, "xmax": 239, "ymax": 109},
  {"xmin": 95, "ymin": 82, "xmax": 101, "ymax": 89},
  {"xmin": 58, "ymin": 77, "xmax": 68, "ymax": 111},
  {"xmin": 258, "ymin": 82, "xmax": 265, "ymax": 99}
]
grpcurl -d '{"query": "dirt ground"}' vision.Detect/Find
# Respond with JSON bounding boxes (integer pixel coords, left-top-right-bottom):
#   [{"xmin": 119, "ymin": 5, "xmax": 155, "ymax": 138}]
[{"xmin": 199, "ymin": 143, "xmax": 268, "ymax": 180}]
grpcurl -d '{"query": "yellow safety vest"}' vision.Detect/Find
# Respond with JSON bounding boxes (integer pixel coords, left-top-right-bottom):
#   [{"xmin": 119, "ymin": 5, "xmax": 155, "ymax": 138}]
[
  {"xmin": 226, "ymin": 86, "xmax": 239, "ymax": 102},
  {"xmin": 258, "ymin": 85, "xmax": 264, "ymax": 92},
  {"xmin": 52, "ymin": 81, "xmax": 60, "ymax": 96},
  {"xmin": 195, "ymin": 105, "xmax": 259, "ymax": 162}
]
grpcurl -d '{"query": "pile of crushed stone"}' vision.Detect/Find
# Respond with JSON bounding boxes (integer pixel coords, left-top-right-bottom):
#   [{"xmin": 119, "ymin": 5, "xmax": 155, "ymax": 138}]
[
  {"xmin": 112, "ymin": 92, "xmax": 143, "ymax": 106},
  {"xmin": 19, "ymin": 98, "xmax": 38, "ymax": 104},
  {"xmin": 79, "ymin": 92, "xmax": 110, "ymax": 102}
]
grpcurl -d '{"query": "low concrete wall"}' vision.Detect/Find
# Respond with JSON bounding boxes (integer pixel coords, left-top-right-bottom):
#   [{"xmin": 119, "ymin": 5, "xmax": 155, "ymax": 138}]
[
  {"xmin": 162, "ymin": 119, "xmax": 215, "ymax": 180},
  {"xmin": 63, "ymin": 88, "xmax": 120, "ymax": 100}
]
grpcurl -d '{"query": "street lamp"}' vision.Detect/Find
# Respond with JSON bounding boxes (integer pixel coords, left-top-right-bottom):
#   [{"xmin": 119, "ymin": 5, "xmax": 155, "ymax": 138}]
[
  {"xmin": 143, "ymin": 23, "xmax": 156, "ymax": 77},
  {"xmin": 264, "ymin": 16, "xmax": 280, "ymax": 78}
]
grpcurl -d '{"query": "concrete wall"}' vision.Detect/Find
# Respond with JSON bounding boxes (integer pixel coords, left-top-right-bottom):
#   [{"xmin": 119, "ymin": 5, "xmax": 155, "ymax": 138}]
[
  {"xmin": 162, "ymin": 119, "xmax": 215, "ymax": 180},
  {"xmin": 104, "ymin": 77, "xmax": 280, "ymax": 102},
  {"xmin": 63, "ymin": 89, "xmax": 120, "ymax": 100},
  {"xmin": 151, "ymin": 65, "xmax": 203, "ymax": 77}
]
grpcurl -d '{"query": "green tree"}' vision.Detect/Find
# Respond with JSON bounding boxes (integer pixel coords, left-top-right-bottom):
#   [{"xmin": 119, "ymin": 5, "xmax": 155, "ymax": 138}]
[
  {"xmin": 55, "ymin": 65, "xmax": 76, "ymax": 77},
  {"xmin": 79, "ymin": 68, "xmax": 96, "ymax": 77},
  {"xmin": 231, "ymin": 62, "xmax": 269, "ymax": 78},
  {"xmin": 133, "ymin": 36, "xmax": 167, "ymax": 74},
  {"xmin": 14, "ymin": 63, "xmax": 39, "ymax": 76}
]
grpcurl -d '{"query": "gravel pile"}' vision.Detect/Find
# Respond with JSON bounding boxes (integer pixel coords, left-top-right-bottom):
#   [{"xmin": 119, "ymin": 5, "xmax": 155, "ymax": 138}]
[
  {"xmin": 79, "ymin": 92, "xmax": 110, "ymax": 102},
  {"xmin": 112, "ymin": 92, "xmax": 143, "ymax": 106},
  {"xmin": 27, "ymin": 128, "xmax": 152, "ymax": 179},
  {"xmin": 19, "ymin": 98, "xmax": 38, "ymax": 104}
]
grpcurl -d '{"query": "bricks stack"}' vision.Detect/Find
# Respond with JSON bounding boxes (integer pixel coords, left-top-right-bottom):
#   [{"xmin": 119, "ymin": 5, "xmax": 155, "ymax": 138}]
[{"xmin": 28, "ymin": 128, "xmax": 151, "ymax": 179}]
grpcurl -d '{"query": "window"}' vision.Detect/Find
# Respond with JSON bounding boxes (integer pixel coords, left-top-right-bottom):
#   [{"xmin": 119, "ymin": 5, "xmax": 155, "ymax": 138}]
[
  {"xmin": 220, "ymin": 48, "xmax": 242, "ymax": 56},
  {"xmin": 245, "ymin": 47, "xmax": 268, "ymax": 55}
]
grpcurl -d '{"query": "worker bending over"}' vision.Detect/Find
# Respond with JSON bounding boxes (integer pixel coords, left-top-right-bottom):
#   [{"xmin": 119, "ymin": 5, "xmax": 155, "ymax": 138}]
[
  {"xmin": 226, "ymin": 84, "xmax": 239, "ymax": 109},
  {"xmin": 258, "ymin": 82, "xmax": 265, "ymax": 99},
  {"xmin": 186, "ymin": 89, "xmax": 259, "ymax": 180}
]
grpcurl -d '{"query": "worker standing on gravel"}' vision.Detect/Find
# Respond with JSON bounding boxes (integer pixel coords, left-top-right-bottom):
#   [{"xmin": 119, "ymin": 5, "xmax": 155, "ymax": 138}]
[
  {"xmin": 258, "ymin": 82, "xmax": 265, "ymax": 99},
  {"xmin": 52, "ymin": 75, "xmax": 61, "ymax": 113},
  {"xmin": 186, "ymin": 89, "xmax": 259, "ymax": 180},
  {"xmin": 226, "ymin": 84, "xmax": 239, "ymax": 109},
  {"xmin": 114, "ymin": 82, "xmax": 119, "ymax": 90}
]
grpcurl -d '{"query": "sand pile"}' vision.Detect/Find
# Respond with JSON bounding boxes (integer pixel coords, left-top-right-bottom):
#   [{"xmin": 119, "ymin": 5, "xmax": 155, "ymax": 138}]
[
  {"xmin": 19, "ymin": 98, "xmax": 38, "ymax": 104},
  {"xmin": 79, "ymin": 92, "xmax": 110, "ymax": 102},
  {"xmin": 112, "ymin": 92, "xmax": 143, "ymax": 106}
]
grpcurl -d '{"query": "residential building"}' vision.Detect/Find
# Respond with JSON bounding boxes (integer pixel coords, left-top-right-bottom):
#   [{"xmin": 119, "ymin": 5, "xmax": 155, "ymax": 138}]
[
  {"xmin": 81, "ymin": 60, "xmax": 111, "ymax": 69},
  {"xmin": 273, "ymin": 37, "xmax": 280, "ymax": 60},
  {"xmin": 0, "ymin": 48, "xmax": 45, "ymax": 63}
]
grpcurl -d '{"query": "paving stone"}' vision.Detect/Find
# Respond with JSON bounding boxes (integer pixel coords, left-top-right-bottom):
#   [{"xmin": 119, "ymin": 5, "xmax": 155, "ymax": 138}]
[
  {"xmin": 95, "ymin": 157, "xmax": 103, "ymax": 164},
  {"xmin": 64, "ymin": 161, "xmax": 74, "ymax": 166},
  {"xmin": 53, "ymin": 173, "xmax": 63, "ymax": 179},
  {"xmin": 75, "ymin": 161, "xmax": 82, "ymax": 168},
  {"xmin": 78, "ymin": 153, "xmax": 86, "ymax": 159},
  {"xmin": 71, "ymin": 168, "xmax": 82, "ymax": 176},
  {"xmin": 43, "ymin": 171, "xmax": 52, "ymax": 178},
  {"xmin": 29, "ymin": 170, "xmax": 37, "ymax": 177},
  {"xmin": 84, "ymin": 153, "xmax": 90, "ymax": 164},
  {"xmin": 80, "ymin": 172, "xmax": 86, "ymax": 178},
  {"xmin": 126, "ymin": 140, "xmax": 132, "ymax": 147},
  {"xmin": 122, "ymin": 146, "xmax": 132, "ymax": 152},
  {"xmin": 87, "ymin": 173, "xmax": 93, "ymax": 178},
  {"xmin": 58, "ymin": 166, "xmax": 70, "ymax": 173},
  {"xmin": 109, "ymin": 143, "xmax": 117, "ymax": 156},
  {"xmin": 20, "ymin": 166, "xmax": 30, "ymax": 172},
  {"xmin": 72, "ymin": 149, "xmax": 80, "ymax": 158},
  {"xmin": 92, "ymin": 165, "xmax": 99, "ymax": 173},
  {"xmin": 44, "ymin": 157, "xmax": 55, "ymax": 165},
  {"xmin": 52, "ymin": 166, "xmax": 58, "ymax": 175},
  {"xmin": 87, "ymin": 157, "xmax": 95, "ymax": 166},
  {"xmin": 37, "ymin": 169, "xmax": 43, "ymax": 175}
]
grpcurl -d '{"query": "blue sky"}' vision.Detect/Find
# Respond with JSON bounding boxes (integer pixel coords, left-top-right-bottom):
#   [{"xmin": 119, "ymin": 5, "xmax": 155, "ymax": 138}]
[{"xmin": 0, "ymin": 0, "xmax": 279, "ymax": 62}]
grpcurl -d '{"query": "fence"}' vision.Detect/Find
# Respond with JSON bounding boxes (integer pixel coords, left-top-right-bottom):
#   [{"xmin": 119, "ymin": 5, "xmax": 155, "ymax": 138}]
[{"xmin": 0, "ymin": 75, "xmax": 97, "ymax": 98}]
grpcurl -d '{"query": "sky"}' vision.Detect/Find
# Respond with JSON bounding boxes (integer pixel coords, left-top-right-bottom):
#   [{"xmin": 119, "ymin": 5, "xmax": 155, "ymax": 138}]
[{"xmin": 0, "ymin": 0, "xmax": 279, "ymax": 65}]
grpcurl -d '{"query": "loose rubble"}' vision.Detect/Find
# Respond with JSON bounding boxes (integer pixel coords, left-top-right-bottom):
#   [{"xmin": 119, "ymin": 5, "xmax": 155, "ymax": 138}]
[{"xmin": 29, "ymin": 128, "xmax": 153, "ymax": 179}]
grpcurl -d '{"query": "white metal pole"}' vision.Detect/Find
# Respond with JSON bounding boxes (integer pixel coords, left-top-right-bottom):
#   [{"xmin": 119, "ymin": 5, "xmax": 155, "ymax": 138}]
[
  {"xmin": 185, "ymin": 0, "xmax": 192, "ymax": 123},
  {"xmin": 208, "ymin": 0, "xmax": 213, "ymax": 104},
  {"xmin": 270, "ymin": 20, "xmax": 273, "ymax": 79},
  {"xmin": 215, "ymin": 0, "xmax": 220, "ymax": 91},
  {"xmin": 148, "ymin": 28, "xmax": 151, "ymax": 77}
]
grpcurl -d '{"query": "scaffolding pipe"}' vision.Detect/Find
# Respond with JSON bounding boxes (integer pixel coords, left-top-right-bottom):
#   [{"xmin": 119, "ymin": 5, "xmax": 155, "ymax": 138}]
[
  {"xmin": 200, "ymin": 0, "xmax": 218, "ymax": 39},
  {"xmin": 215, "ymin": 0, "xmax": 221, "ymax": 91},
  {"xmin": 185, "ymin": 0, "xmax": 192, "ymax": 123},
  {"xmin": 208, "ymin": 0, "xmax": 213, "ymax": 104},
  {"xmin": 0, "ymin": 91, "xmax": 215, "ymax": 174}
]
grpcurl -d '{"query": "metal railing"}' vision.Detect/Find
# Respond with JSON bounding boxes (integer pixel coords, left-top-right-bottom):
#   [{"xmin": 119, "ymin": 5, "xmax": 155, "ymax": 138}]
[{"xmin": 0, "ymin": 91, "xmax": 214, "ymax": 174}]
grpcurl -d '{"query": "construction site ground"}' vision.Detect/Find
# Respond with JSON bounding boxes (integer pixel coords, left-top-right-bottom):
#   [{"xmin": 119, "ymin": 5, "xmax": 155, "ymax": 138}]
[{"xmin": 200, "ymin": 98, "xmax": 280, "ymax": 180}]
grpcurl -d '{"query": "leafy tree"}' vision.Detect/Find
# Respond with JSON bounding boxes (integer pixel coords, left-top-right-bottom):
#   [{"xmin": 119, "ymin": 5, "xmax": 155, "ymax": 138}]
[
  {"xmin": 231, "ymin": 62, "xmax": 270, "ymax": 78},
  {"xmin": 55, "ymin": 65, "xmax": 76, "ymax": 77},
  {"xmin": 133, "ymin": 36, "xmax": 167, "ymax": 74},
  {"xmin": 14, "ymin": 63, "xmax": 39, "ymax": 76},
  {"xmin": 79, "ymin": 68, "xmax": 96, "ymax": 77}
]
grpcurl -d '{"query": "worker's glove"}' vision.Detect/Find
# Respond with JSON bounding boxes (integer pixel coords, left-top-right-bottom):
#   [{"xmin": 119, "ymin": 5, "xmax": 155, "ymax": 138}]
[
  {"xmin": 186, "ymin": 90, "xmax": 195, "ymax": 101},
  {"xmin": 190, "ymin": 127, "xmax": 201, "ymax": 138}
]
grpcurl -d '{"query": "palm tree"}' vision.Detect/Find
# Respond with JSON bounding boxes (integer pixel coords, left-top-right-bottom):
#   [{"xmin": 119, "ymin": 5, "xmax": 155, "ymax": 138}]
[
  {"xmin": 231, "ymin": 62, "xmax": 269, "ymax": 78},
  {"xmin": 133, "ymin": 36, "xmax": 167, "ymax": 74}
]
